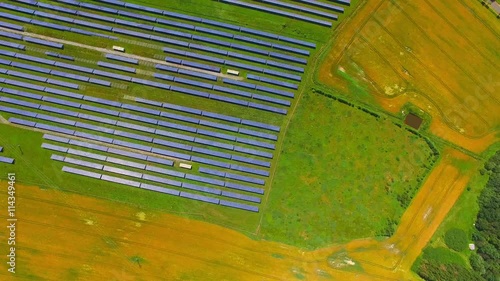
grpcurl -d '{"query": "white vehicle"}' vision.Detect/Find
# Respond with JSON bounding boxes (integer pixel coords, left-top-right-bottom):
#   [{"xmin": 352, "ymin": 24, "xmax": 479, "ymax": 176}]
[
  {"xmin": 112, "ymin": 46, "xmax": 125, "ymax": 52},
  {"xmin": 227, "ymin": 69, "xmax": 240, "ymax": 76}
]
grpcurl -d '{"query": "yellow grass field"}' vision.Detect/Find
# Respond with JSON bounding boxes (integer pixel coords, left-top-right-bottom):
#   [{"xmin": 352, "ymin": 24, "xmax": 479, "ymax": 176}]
[{"xmin": 319, "ymin": 0, "xmax": 500, "ymax": 153}]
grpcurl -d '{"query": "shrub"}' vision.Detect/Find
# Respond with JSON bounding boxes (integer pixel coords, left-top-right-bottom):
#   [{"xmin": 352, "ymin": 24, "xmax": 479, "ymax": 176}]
[{"xmin": 444, "ymin": 228, "xmax": 469, "ymax": 252}]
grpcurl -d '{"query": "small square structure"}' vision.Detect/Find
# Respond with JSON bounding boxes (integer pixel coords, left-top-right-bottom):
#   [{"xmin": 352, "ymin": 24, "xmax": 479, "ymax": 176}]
[{"xmin": 405, "ymin": 113, "xmax": 423, "ymax": 130}]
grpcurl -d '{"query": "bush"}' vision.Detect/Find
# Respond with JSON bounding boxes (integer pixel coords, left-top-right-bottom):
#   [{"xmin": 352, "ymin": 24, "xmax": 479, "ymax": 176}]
[
  {"xmin": 444, "ymin": 228, "xmax": 469, "ymax": 252},
  {"xmin": 470, "ymin": 252, "xmax": 486, "ymax": 276}
]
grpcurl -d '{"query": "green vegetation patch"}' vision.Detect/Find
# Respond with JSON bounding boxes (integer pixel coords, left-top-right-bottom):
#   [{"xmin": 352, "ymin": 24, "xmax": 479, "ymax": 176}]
[
  {"xmin": 444, "ymin": 228, "xmax": 469, "ymax": 252},
  {"xmin": 260, "ymin": 90, "xmax": 436, "ymax": 249}
]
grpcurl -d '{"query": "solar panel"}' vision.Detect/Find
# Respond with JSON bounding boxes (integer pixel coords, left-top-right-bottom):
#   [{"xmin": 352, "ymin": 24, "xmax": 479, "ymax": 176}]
[
  {"xmin": 236, "ymin": 137, "xmax": 275, "ymax": 150},
  {"xmin": 157, "ymin": 120, "xmax": 197, "ymax": 133},
  {"xmin": 272, "ymin": 43, "xmax": 310, "ymax": 56},
  {"xmin": 196, "ymin": 129, "xmax": 236, "ymax": 142},
  {"xmin": 55, "ymin": 62, "xmax": 93, "ymax": 73},
  {"xmin": 64, "ymin": 156, "xmax": 104, "ymax": 170},
  {"xmin": 105, "ymin": 54, "xmax": 138, "ymax": 65},
  {"xmin": 238, "ymin": 128, "xmax": 278, "ymax": 141},
  {"xmin": 124, "ymin": 2, "xmax": 163, "ymax": 14},
  {"xmin": 92, "ymin": 69, "xmax": 132, "ymax": 81},
  {"xmin": 154, "ymin": 26, "xmax": 192, "ymax": 39},
  {"xmin": 193, "ymin": 138, "xmax": 234, "ymax": 150},
  {"xmin": 67, "ymin": 148, "xmax": 107, "ymax": 161},
  {"xmin": 0, "ymin": 30, "xmax": 23, "ymax": 40},
  {"xmin": 208, "ymin": 94, "xmax": 249, "ymax": 107},
  {"xmin": 77, "ymin": 113, "xmax": 116, "ymax": 125},
  {"xmin": 224, "ymin": 60, "xmax": 262, "ymax": 73},
  {"xmin": 184, "ymin": 174, "xmax": 225, "ymax": 187},
  {"xmin": 77, "ymin": 11, "xmax": 116, "ymax": 22},
  {"xmin": 44, "ymin": 87, "xmax": 83, "ymax": 99},
  {"xmin": 38, "ymin": 2, "xmax": 78, "ymax": 14},
  {"xmin": 112, "ymin": 139, "xmax": 152, "ymax": 152},
  {"xmin": 0, "ymin": 20, "xmax": 24, "ymax": 31},
  {"xmin": 46, "ymin": 79, "xmax": 80, "ymax": 89},
  {"xmin": 189, "ymin": 43, "xmax": 228, "ymax": 56},
  {"xmin": 0, "ymin": 12, "xmax": 31, "ymax": 23},
  {"xmin": 156, "ymin": 18, "xmax": 195, "ymax": 30},
  {"xmin": 144, "ymin": 165, "xmax": 184, "ymax": 178},
  {"xmin": 199, "ymin": 120, "xmax": 238, "ymax": 132},
  {"xmin": 42, "ymin": 96, "xmax": 81, "ymax": 108},
  {"xmin": 262, "ymin": 69, "xmax": 302, "ymax": 82},
  {"xmin": 1, "ymin": 87, "xmax": 43, "ymax": 100},
  {"xmin": 0, "ymin": 106, "xmax": 37, "ymax": 118},
  {"xmin": 83, "ymin": 96, "xmax": 121, "ymax": 107},
  {"xmin": 39, "ymin": 105, "xmax": 78, "ymax": 117},
  {"xmin": 239, "ymin": 27, "xmax": 278, "ymax": 39},
  {"xmin": 232, "ymin": 34, "xmax": 272, "ymax": 47},
  {"xmin": 151, "ymin": 147, "xmax": 191, "ymax": 161},
  {"xmin": 98, "ymin": 61, "xmax": 136, "ymax": 73},
  {"xmin": 180, "ymin": 60, "xmax": 221, "ymax": 73},
  {"xmin": 41, "ymin": 142, "xmax": 69, "ymax": 153},
  {"xmin": 221, "ymin": 190, "xmax": 261, "ymax": 203},
  {"xmin": 260, "ymin": 0, "xmax": 338, "ymax": 20},
  {"xmin": 140, "ymin": 183, "xmax": 180, "ymax": 196},
  {"xmin": 100, "ymin": 174, "xmax": 141, "ymax": 187},
  {"xmin": 36, "ymin": 113, "xmax": 76, "ymax": 126},
  {"xmin": 266, "ymin": 60, "xmax": 304, "ymax": 73},
  {"xmin": 0, "ymin": 96, "xmax": 40, "ymax": 109},
  {"xmin": 142, "ymin": 174, "xmax": 182, "ymax": 187},
  {"xmin": 50, "ymin": 154, "xmax": 65, "ymax": 161},
  {"xmin": 116, "ymin": 120, "xmax": 156, "ymax": 133},
  {"xmin": 117, "ymin": 10, "xmax": 156, "ymax": 22},
  {"xmin": 252, "ymin": 93, "xmax": 291, "ymax": 107},
  {"xmin": 160, "ymin": 111, "xmax": 199, "ymax": 124},
  {"xmin": 230, "ymin": 164, "xmax": 270, "ymax": 177},
  {"xmin": 153, "ymin": 73, "xmax": 174, "ymax": 81},
  {"xmin": 199, "ymin": 167, "xmax": 225, "ymax": 178},
  {"xmin": 201, "ymin": 18, "xmax": 240, "ymax": 31},
  {"xmin": 234, "ymin": 146, "xmax": 273, "ymax": 159},
  {"xmin": 179, "ymin": 191, "xmax": 219, "ymax": 204},
  {"xmin": 146, "ymin": 155, "xmax": 174, "ymax": 166},
  {"xmin": 119, "ymin": 112, "xmax": 158, "ymax": 125},
  {"xmin": 219, "ymin": 199, "xmax": 259, "ymax": 212},
  {"xmin": 150, "ymin": 35, "xmax": 188, "ymax": 47},
  {"xmin": 80, "ymin": 104, "xmax": 120, "ymax": 116},
  {"xmin": 222, "ymin": 78, "xmax": 256, "ymax": 90},
  {"xmin": 74, "ymin": 131, "xmax": 114, "ymax": 144},
  {"xmin": 74, "ymin": 19, "xmax": 113, "ymax": 31},
  {"xmin": 225, "ymin": 172, "xmax": 265, "ymax": 185},
  {"xmin": 43, "ymin": 134, "xmax": 70, "ymax": 144},
  {"xmin": 0, "ymin": 49, "xmax": 16, "ymax": 57},
  {"xmin": 74, "ymin": 122, "xmax": 114, "ymax": 134},
  {"xmin": 231, "ymin": 155, "xmax": 271, "ymax": 168},
  {"xmin": 177, "ymin": 69, "xmax": 217, "ymax": 81},
  {"xmin": 163, "ymin": 11, "xmax": 202, "ymax": 22},
  {"xmin": 230, "ymin": 43, "xmax": 269, "ymax": 56},
  {"xmin": 248, "ymin": 102, "xmax": 287, "ymax": 115},
  {"xmin": 153, "ymin": 138, "xmax": 192, "ymax": 151},
  {"xmin": 189, "ymin": 156, "xmax": 229, "ymax": 169},
  {"xmin": 278, "ymin": 35, "xmax": 316, "ymax": 48},
  {"xmin": 50, "ymin": 70, "xmax": 89, "ymax": 81},
  {"xmin": 161, "ymin": 102, "xmax": 201, "ymax": 115},
  {"xmin": 154, "ymin": 129, "xmax": 194, "ymax": 143},
  {"xmin": 135, "ymin": 97, "xmax": 162, "ymax": 107},
  {"xmin": 68, "ymin": 139, "xmax": 109, "ymax": 152},
  {"xmin": 227, "ymin": 51, "xmax": 266, "ymax": 64},
  {"xmin": 107, "ymin": 148, "xmax": 148, "ymax": 160},
  {"xmin": 24, "ymin": 37, "xmax": 64, "ymax": 49},
  {"xmin": 35, "ymin": 123, "xmax": 75, "ymax": 135},
  {"xmin": 224, "ymin": 181, "xmax": 264, "ymax": 194},
  {"xmin": 191, "ymin": 147, "xmax": 231, "ymax": 159},
  {"xmin": 7, "ymin": 70, "xmax": 47, "ymax": 82},
  {"xmin": 121, "ymin": 103, "xmax": 161, "ymax": 116},
  {"xmin": 0, "ymin": 3, "xmax": 35, "ymax": 14},
  {"xmin": 212, "ymin": 85, "xmax": 252, "ymax": 98},
  {"xmin": 113, "ymin": 130, "xmax": 152, "ymax": 143},
  {"xmin": 62, "ymin": 166, "xmax": 102, "ymax": 179},
  {"xmin": 3, "ymin": 78, "xmax": 45, "ymax": 91}
]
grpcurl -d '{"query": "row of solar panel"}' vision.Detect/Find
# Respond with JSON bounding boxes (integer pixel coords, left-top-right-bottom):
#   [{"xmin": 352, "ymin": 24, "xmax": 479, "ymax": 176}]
[
  {"xmin": 2, "ymin": 2, "xmax": 309, "ymax": 64},
  {"xmin": 45, "ymin": 51, "xmax": 74, "ymax": 61},
  {"xmin": 0, "ymin": 156, "xmax": 14, "ymax": 164},
  {"xmin": 0, "ymin": 39, "xmax": 25, "ymax": 50},
  {"xmin": 259, "ymin": 0, "xmax": 340, "ymax": 19},
  {"xmin": 3, "ymin": 72, "xmax": 279, "ymax": 135},
  {"xmin": 51, "ymin": 150, "xmax": 263, "ymax": 203},
  {"xmin": 162, "ymin": 46, "xmax": 305, "ymax": 73},
  {"xmin": 90, "ymin": 0, "xmax": 316, "ymax": 48},
  {"xmin": 40, "ymin": 136, "xmax": 265, "ymax": 194},
  {"xmin": 0, "ymin": 103, "xmax": 273, "ymax": 170},
  {"xmin": 98, "ymin": 61, "xmax": 136, "ymax": 73},
  {"xmin": 0, "ymin": 49, "xmax": 288, "ymax": 114},
  {"xmin": 0, "ymin": 20, "xmax": 24, "ymax": 31},
  {"xmin": 105, "ymin": 53, "xmax": 138, "ymax": 65},
  {"xmin": 0, "ymin": 67, "xmax": 80, "ymax": 89},
  {"xmin": 61, "ymin": 165, "xmax": 259, "ymax": 212},
  {"xmin": 221, "ymin": 0, "xmax": 334, "ymax": 27},
  {"xmin": 199, "ymin": 167, "xmax": 265, "ymax": 185},
  {"xmin": 0, "ymin": 56, "xmax": 112, "ymax": 87},
  {"xmin": 0, "ymin": 95, "xmax": 276, "ymax": 154},
  {"xmin": 0, "ymin": 8, "xmax": 117, "ymax": 40}
]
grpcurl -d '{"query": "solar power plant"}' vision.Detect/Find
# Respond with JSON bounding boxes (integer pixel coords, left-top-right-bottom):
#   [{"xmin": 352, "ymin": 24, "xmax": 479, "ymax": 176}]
[{"xmin": 0, "ymin": 0, "xmax": 472, "ymax": 280}]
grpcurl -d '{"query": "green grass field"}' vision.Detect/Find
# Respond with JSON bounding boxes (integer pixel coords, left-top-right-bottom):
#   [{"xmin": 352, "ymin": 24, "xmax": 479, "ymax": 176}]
[{"xmin": 259, "ymin": 88, "xmax": 437, "ymax": 249}]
